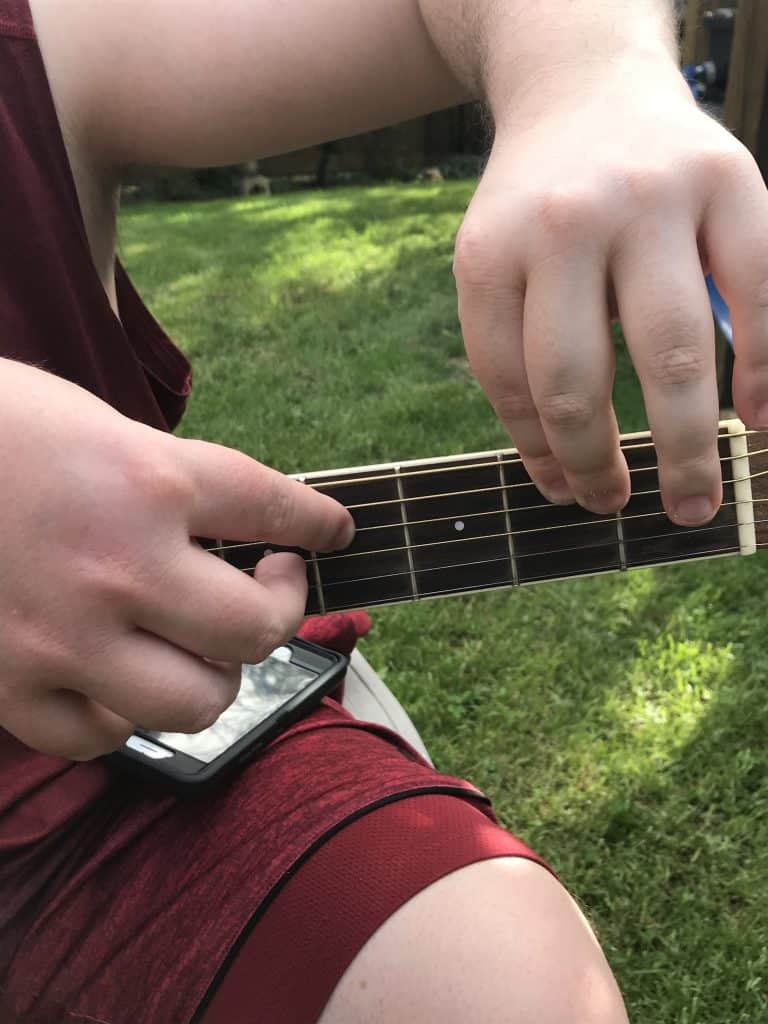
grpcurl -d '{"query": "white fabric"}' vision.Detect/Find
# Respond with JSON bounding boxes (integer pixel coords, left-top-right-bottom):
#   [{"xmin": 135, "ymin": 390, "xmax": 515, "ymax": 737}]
[{"xmin": 342, "ymin": 649, "xmax": 433, "ymax": 767}]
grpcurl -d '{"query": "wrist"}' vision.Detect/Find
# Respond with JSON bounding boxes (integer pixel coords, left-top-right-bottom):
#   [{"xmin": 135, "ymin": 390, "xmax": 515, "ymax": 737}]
[
  {"xmin": 489, "ymin": 45, "xmax": 690, "ymax": 136},
  {"xmin": 477, "ymin": 1, "xmax": 679, "ymax": 119}
]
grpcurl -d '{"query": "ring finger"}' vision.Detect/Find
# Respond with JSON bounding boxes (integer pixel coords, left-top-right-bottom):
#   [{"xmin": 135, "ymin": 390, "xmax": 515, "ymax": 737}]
[{"xmin": 611, "ymin": 215, "xmax": 720, "ymax": 525}]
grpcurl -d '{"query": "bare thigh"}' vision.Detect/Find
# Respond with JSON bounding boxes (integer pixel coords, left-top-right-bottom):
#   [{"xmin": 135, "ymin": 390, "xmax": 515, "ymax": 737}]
[{"xmin": 319, "ymin": 857, "xmax": 629, "ymax": 1024}]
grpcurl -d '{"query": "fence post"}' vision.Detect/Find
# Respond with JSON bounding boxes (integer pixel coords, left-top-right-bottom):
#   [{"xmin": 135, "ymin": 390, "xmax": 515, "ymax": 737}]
[
  {"xmin": 723, "ymin": 0, "xmax": 768, "ymax": 155},
  {"xmin": 682, "ymin": 0, "xmax": 717, "ymax": 65}
]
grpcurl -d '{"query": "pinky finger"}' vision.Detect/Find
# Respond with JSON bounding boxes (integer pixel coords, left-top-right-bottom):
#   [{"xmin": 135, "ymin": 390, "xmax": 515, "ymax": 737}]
[
  {"xmin": 4, "ymin": 690, "xmax": 134, "ymax": 761},
  {"xmin": 703, "ymin": 152, "xmax": 768, "ymax": 426}
]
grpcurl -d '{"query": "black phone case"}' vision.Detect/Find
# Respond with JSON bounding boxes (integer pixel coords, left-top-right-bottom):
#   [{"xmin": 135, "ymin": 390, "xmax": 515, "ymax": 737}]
[{"xmin": 105, "ymin": 638, "xmax": 348, "ymax": 795}]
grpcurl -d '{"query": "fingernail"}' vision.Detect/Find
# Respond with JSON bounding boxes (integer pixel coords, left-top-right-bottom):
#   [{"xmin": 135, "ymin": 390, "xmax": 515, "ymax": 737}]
[
  {"xmin": 582, "ymin": 490, "xmax": 627, "ymax": 516},
  {"xmin": 674, "ymin": 496, "xmax": 714, "ymax": 526},
  {"xmin": 334, "ymin": 515, "xmax": 356, "ymax": 550},
  {"xmin": 755, "ymin": 404, "xmax": 768, "ymax": 429}
]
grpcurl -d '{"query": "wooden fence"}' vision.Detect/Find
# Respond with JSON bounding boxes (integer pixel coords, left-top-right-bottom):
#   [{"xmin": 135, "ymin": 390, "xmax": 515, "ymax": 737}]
[{"xmin": 683, "ymin": 1, "xmax": 768, "ymax": 167}]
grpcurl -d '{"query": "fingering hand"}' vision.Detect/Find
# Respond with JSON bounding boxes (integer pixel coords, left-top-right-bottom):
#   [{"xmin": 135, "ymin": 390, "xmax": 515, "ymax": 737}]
[{"xmin": 455, "ymin": 60, "xmax": 768, "ymax": 525}]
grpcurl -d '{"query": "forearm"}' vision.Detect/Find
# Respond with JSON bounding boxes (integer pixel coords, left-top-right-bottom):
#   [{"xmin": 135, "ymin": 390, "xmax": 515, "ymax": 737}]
[
  {"xmin": 36, "ymin": 0, "xmax": 680, "ymax": 171},
  {"xmin": 33, "ymin": 0, "xmax": 467, "ymax": 169},
  {"xmin": 418, "ymin": 0, "xmax": 679, "ymax": 119}
]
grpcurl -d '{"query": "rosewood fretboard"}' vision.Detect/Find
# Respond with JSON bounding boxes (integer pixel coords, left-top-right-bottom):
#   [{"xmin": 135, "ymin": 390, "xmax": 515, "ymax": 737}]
[{"xmin": 207, "ymin": 421, "xmax": 768, "ymax": 613}]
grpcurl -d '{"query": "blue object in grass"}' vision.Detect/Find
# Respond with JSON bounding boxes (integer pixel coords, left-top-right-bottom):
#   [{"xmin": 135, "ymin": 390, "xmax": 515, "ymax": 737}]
[{"xmin": 706, "ymin": 274, "xmax": 733, "ymax": 348}]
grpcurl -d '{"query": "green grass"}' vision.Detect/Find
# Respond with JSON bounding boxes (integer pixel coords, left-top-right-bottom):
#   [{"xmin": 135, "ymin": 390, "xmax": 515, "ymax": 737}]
[{"xmin": 120, "ymin": 182, "xmax": 768, "ymax": 1023}]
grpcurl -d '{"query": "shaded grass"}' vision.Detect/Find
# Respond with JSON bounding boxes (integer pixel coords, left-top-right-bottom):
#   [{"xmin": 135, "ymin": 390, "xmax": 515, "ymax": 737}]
[{"xmin": 120, "ymin": 183, "xmax": 767, "ymax": 1023}]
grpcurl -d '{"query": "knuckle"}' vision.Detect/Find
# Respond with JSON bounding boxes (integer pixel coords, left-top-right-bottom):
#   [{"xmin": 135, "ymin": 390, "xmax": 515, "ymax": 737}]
[
  {"xmin": 664, "ymin": 448, "xmax": 716, "ymax": 475},
  {"xmin": 530, "ymin": 188, "xmax": 595, "ymax": 240},
  {"xmin": 5, "ymin": 620, "xmax": 75, "ymax": 685},
  {"xmin": 78, "ymin": 556, "xmax": 137, "ymax": 609},
  {"xmin": 701, "ymin": 141, "xmax": 751, "ymax": 184},
  {"xmin": 264, "ymin": 479, "xmax": 297, "ymax": 539},
  {"xmin": 647, "ymin": 343, "xmax": 707, "ymax": 389},
  {"xmin": 537, "ymin": 392, "xmax": 594, "ymax": 431},
  {"xmin": 726, "ymin": 262, "xmax": 768, "ymax": 319},
  {"xmin": 125, "ymin": 451, "xmax": 193, "ymax": 510},
  {"xmin": 752, "ymin": 276, "xmax": 768, "ymax": 314},
  {"xmin": 34, "ymin": 637, "xmax": 76, "ymax": 683},
  {"xmin": 453, "ymin": 222, "xmax": 507, "ymax": 292},
  {"xmin": 493, "ymin": 391, "xmax": 539, "ymax": 425},
  {"xmin": 0, "ymin": 618, "xmax": 41, "ymax": 680},
  {"xmin": 621, "ymin": 164, "xmax": 674, "ymax": 209}
]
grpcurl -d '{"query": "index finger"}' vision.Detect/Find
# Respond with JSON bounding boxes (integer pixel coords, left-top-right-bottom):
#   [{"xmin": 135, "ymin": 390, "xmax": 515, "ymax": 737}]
[{"xmin": 177, "ymin": 439, "xmax": 355, "ymax": 552}]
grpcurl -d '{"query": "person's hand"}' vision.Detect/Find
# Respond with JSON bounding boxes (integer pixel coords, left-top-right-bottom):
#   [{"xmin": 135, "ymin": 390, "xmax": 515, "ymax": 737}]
[
  {"xmin": 454, "ymin": 56, "xmax": 768, "ymax": 525},
  {"xmin": 0, "ymin": 358, "xmax": 354, "ymax": 761}
]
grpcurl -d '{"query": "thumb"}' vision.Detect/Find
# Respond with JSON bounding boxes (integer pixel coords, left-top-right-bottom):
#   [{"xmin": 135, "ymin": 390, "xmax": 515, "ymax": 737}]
[{"xmin": 176, "ymin": 438, "xmax": 355, "ymax": 552}]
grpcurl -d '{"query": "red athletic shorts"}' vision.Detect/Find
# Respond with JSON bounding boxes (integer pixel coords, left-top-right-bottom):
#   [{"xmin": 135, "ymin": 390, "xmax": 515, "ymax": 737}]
[
  {"xmin": 0, "ymin": 616, "xmax": 553, "ymax": 1024},
  {"xmin": 194, "ymin": 615, "xmax": 554, "ymax": 1023},
  {"xmin": 197, "ymin": 791, "xmax": 550, "ymax": 1024}
]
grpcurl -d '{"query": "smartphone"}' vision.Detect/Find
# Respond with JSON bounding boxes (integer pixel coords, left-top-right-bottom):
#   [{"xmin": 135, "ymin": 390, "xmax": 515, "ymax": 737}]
[{"xmin": 107, "ymin": 638, "xmax": 347, "ymax": 793}]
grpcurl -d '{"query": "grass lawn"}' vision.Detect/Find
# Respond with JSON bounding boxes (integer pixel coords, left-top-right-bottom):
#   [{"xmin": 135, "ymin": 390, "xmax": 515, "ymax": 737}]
[{"xmin": 120, "ymin": 182, "xmax": 767, "ymax": 1023}]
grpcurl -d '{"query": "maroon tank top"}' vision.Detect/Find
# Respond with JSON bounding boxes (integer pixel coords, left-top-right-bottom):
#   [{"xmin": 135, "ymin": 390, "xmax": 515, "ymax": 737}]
[{"xmin": 0, "ymin": 2, "xmax": 193, "ymax": 849}]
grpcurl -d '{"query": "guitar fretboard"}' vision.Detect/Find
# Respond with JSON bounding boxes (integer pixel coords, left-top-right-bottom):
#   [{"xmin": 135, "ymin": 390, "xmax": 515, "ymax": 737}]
[{"xmin": 208, "ymin": 422, "xmax": 766, "ymax": 613}]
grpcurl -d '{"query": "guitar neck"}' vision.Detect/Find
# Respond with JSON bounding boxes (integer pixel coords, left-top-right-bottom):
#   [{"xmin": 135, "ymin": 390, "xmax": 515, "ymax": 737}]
[{"xmin": 211, "ymin": 420, "xmax": 768, "ymax": 614}]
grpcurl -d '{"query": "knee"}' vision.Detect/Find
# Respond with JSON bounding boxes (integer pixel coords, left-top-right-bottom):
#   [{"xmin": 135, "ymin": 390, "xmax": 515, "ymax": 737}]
[{"xmin": 320, "ymin": 857, "xmax": 629, "ymax": 1024}]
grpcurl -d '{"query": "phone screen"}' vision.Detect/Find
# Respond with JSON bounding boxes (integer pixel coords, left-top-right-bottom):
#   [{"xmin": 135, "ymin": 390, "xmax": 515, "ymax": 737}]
[{"xmin": 146, "ymin": 651, "xmax": 315, "ymax": 763}]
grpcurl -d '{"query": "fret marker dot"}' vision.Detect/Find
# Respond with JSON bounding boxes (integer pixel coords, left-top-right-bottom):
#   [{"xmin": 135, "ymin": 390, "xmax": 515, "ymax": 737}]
[
  {"xmin": 454, "ymin": 521, "xmax": 466, "ymax": 532},
  {"xmin": 264, "ymin": 548, "xmax": 274, "ymax": 556}
]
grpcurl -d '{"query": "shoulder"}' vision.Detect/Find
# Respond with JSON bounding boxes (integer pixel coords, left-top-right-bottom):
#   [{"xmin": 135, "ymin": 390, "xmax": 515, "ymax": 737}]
[{"xmin": 28, "ymin": 0, "xmax": 119, "ymax": 301}]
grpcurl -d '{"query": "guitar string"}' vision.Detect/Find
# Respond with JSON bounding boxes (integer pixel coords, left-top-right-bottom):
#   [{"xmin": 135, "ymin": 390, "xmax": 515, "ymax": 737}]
[
  {"xmin": 224, "ymin": 501, "xmax": 768, "ymax": 584},
  {"xmin": 202, "ymin": 448, "xmax": 768, "ymax": 561},
  {"xmin": 205, "ymin": 450, "xmax": 768, "ymax": 558},
  {"xmin": 296, "ymin": 428, "xmax": 762, "ymax": 492},
  {"xmin": 343, "ymin": 450, "xmax": 768, "ymax": 513},
  {"xmin": 317, "ymin": 467, "xmax": 764, "ymax": 538},
  {"xmin": 213, "ymin": 490, "xmax": 768, "ymax": 568},
  {"xmin": 308, "ymin": 539, "xmax": 768, "ymax": 607},
  {"xmin": 299, "ymin": 520, "xmax": 766, "ymax": 597},
  {"xmin": 211, "ymin": 466, "xmax": 768, "ymax": 557}
]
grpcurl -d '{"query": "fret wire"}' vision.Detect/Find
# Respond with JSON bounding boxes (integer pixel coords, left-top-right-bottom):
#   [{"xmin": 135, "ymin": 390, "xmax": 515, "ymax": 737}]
[
  {"xmin": 208, "ymin": 458, "xmax": 768, "ymax": 558},
  {"xmin": 301, "ymin": 518, "xmax": 754, "ymax": 595},
  {"xmin": 395, "ymin": 465, "xmax": 419, "ymax": 599},
  {"xmin": 615, "ymin": 507, "xmax": 628, "ymax": 571},
  {"xmin": 299, "ymin": 429, "xmax": 765, "ymax": 493},
  {"xmin": 497, "ymin": 450, "xmax": 520, "ymax": 586},
  {"xmin": 308, "ymin": 551, "xmax": 326, "ymax": 614}
]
